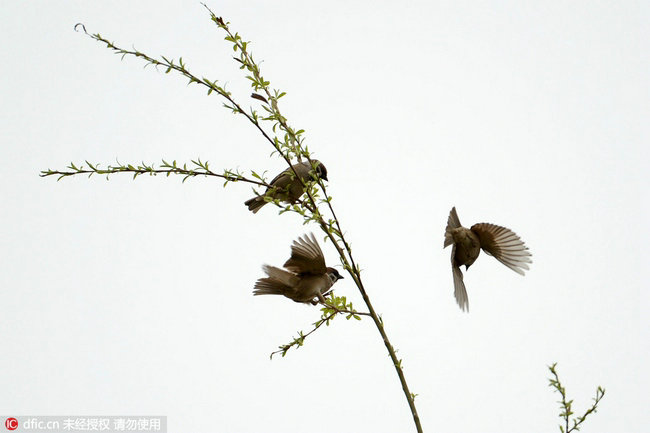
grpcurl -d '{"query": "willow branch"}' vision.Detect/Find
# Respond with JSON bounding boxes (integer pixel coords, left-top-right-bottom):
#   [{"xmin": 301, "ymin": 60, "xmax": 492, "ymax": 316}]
[
  {"xmin": 270, "ymin": 312, "xmax": 337, "ymax": 359},
  {"xmin": 548, "ymin": 363, "xmax": 606, "ymax": 433},
  {"xmin": 73, "ymin": 23, "xmax": 287, "ymax": 164},
  {"xmin": 206, "ymin": 15, "xmax": 423, "ymax": 433},
  {"xmin": 39, "ymin": 159, "xmax": 268, "ymax": 185},
  {"xmin": 70, "ymin": 15, "xmax": 423, "ymax": 433}
]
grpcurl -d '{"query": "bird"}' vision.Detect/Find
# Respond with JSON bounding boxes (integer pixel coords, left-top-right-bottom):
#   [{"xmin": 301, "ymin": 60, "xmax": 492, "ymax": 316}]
[
  {"xmin": 444, "ymin": 207, "xmax": 532, "ymax": 312},
  {"xmin": 244, "ymin": 160, "xmax": 328, "ymax": 213},
  {"xmin": 253, "ymin": 233, "xmax": 344, "ymax": 305}
]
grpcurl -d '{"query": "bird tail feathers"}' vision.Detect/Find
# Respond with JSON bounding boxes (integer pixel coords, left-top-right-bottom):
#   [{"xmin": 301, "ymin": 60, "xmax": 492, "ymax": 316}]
[
  {"xmin": 253, "ymin": 265, "xmax": 299, "ymax": 297},
  {"xmin": 244, "ymin": 196, "xmax": 266, "ymax": 213}
]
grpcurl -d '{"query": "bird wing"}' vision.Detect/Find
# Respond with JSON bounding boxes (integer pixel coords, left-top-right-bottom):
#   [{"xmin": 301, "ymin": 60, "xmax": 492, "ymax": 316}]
[
  {"xmin": 471, "ymin": 223, "xmax": 532, "ymax": 275},
  {"xmin": 444, "ymin": 207, "xmax": 462, "ymax": 248},
  {"xmin": 267, "ymin": 161, "xmax": 320, "ymax": 193},
  {"xmin": 264, "ymin": 162, "xmax": 313, "ymax": 200},
  {"xmin": 267, "ymin": 168, "xmax": 293, "ymax": 190},
  {"xmin": 451, "ymin": 245, "xmax": 469, "ymax": 312},
  {"xmin": 283, "ymin": 233, "xmax": 327, "ymax": 275}
]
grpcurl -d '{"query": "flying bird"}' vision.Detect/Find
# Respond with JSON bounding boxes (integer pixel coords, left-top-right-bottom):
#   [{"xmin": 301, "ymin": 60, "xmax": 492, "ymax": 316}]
[
  {"xmin": 444, "ymin": 207, "xmax": 532, "ymax": 312},
  {"xmin": 244, "ymin": 160, "xmax": 328, "ymax": 213},
  {"xmin": 253, "ymin": 233, "xmax": 344, "ymax": 304}
]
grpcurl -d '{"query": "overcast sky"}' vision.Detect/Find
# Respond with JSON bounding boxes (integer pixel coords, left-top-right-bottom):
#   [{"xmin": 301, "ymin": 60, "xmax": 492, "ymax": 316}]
[{"xmin": 1, "ymin": 1, "xmax": 648, "ymax": 432}]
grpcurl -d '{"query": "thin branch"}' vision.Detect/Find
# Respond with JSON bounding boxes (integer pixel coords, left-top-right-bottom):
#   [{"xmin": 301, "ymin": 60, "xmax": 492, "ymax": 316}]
[
  {"xmin": 271, "ymin": 295, "xmax": 369, "ymax": 359},
  {"xmin": 206, "ymin": 14, "xmax": 423, "ymax": 433},
  {"xmin": 571, "ymin": 386, "xmax": 606, "ymax": 432},
  {"xmin": 203, "ymin": 4, "xmax": 304, "ymax": 161},
  {"xmin": 304, "ymin": 175, "xmax": 424, "ymax": 431},
  {"xmin": 74, "ymin": 23, "xmax": 285, "ymax": 161},
  {"xmin": 548, "ymin": 363, "xmax": 606, "ymax": 433},
  {"xmin": 68, "ymin": 15, "xmax": 424, "ymax": 433},
  {"xmin": 270, "ymin": 311, "xmax": 337, "ymax": 359},
  {"xmin": 40, "ymin": 159, "xmax": 268, "ymax": 185}
]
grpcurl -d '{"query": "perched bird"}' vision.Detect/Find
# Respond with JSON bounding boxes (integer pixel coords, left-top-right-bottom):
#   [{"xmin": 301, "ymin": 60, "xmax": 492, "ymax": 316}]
[
  {"xmin": 253, "ymin": 233, "xmax": 344, "ymax": 305},
  {"xmin": 444, "ymin": 207, "xmax": 532, "ymax": 312},
  {"xmin": 244, "ymin": 160, "xmax": 328, "ymax": 213}
]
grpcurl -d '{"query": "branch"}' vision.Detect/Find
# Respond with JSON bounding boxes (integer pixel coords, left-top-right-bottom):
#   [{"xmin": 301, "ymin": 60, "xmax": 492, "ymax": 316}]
[
  {"xmin": 270, "ymin": 295, "xmax": 368, "ymax": 359},
  {"xmin": 548, "ymin": 363, "xmax": 606, "ymax": 433},
  {"xmin": 39, "ymin": 159, "xmax": 268, "ymax": 186},
  {"xmin": 74, "ymin": 20, "xmax": 324, "ymax": 227},
  {"xmin": 70, "ymin": 14, "xmax": 424, "ymax": 433},
  {"xmin": 572, "ymin": 386, "xmax": 606, "ymax": 432},
  {"xmin": 205, "ymin": 13, "xmax": 423, "ymax": 433},
  {"xmin": 202, "ymin": 4, "xmax": 305, "ymax": 161},
  {"xmin": 270, "ymin": 312, "xmax": 336, "ymax": 359},
  {"xmin": 73, "ymin": 22, "xmax": 288, "ymax": 162}
]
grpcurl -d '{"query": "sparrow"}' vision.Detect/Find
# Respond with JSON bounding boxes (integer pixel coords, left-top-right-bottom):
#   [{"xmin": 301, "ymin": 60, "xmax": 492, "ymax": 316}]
[
  {"xmin": 244, "ymin": 160, "xmax": 328, "ymax": 213},
  {"xmin": 444, "ymin": 207, "xmax": 532, "ymax": 312},
  {"xmin": 253, "ymin": 233, "xmax": 344, "ymax": 305}
]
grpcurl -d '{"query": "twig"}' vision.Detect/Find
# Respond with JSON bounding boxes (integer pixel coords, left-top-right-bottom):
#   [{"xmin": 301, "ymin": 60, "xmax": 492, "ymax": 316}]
[
  {"xmin": 270, "ymin": 312, "xmax": 337, "ymax": 359},
  {"xmin": 548, "ymin": 363, "xmax": 606, "ymax": 433}
]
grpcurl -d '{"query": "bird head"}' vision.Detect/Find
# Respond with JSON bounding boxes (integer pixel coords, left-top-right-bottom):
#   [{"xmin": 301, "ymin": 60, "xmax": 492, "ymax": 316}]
[
  {"xmin": 326, "ymin": 267, "xmax": 344, "ymax": 283},
  {"xmin": 312, "ymin": 160, "xmax": 328, "ymax": 181}
]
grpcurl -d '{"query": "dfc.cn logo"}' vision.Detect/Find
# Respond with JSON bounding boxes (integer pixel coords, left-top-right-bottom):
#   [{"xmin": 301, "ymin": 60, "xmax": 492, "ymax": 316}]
[{"xmin": 4, "ymin": 418, "xmax": 18, "ymax": 431}]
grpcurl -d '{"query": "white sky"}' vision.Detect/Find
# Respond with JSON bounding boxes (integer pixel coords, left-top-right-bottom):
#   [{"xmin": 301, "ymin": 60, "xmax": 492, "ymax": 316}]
[{"xmin": 2, "ymin": 1, "xmax": 648, "ymax": 432}]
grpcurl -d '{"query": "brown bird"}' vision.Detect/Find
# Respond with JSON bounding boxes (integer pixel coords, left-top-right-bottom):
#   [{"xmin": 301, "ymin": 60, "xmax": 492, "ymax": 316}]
[
  {"xmin": 444, "ymin": 207, "xmax": 532, "ymax": 312},
  {"xmin": 244, "ymin": 160, "xmax": 328, "ymax": 213},
  {"xmin": 253, "ymin": 233, "xmax": 344, "ymax": 305}
]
